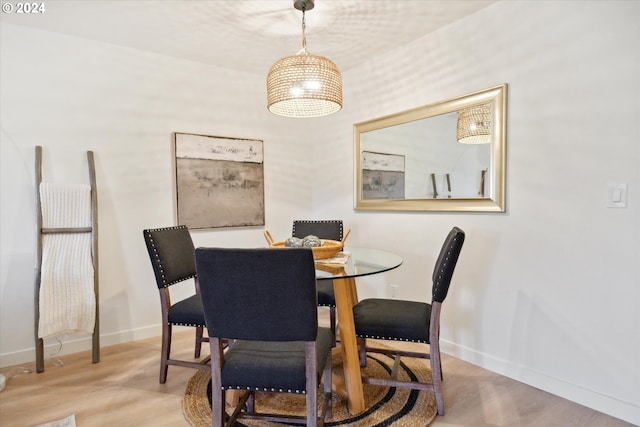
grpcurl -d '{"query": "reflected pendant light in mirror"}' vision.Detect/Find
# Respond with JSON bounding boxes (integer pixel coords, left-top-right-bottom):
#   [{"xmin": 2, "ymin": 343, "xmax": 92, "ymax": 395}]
[
  {"xmin": 266, "ymin": 0, "xmax": 342, "ymax": 118},
  {"xmin": 457, "ymin": 103, "xmax": 491, "ymax": 144}
]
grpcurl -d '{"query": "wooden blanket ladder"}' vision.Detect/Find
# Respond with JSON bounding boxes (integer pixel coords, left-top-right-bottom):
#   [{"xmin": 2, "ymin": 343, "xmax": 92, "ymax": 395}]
[{"xmin": 34, "ymin": 146, "xmax": 99, "ymax": 373}]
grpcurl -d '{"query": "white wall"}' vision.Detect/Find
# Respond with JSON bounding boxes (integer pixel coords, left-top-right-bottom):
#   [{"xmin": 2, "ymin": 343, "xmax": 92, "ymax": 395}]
[
  {"xmin": 308, "ymin": 1, "xmax": 640, "ymax": 424},
  {"xmin": 1, "ymin": 0, "xmax": 639, "ymax": 424},
  {"xmin": 0, "ymin": 23, "xmax": 315, "ymax": 362}
]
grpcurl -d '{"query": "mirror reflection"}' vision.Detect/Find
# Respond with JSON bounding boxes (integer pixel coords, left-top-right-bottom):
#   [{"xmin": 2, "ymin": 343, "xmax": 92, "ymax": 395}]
[{"xmin": 354, "ymin": 84, "xmax": 507, "ymax": 212}]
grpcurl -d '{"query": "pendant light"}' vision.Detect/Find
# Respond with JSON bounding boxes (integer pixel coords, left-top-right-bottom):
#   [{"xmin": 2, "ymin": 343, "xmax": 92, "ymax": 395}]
[
  {"xmin": 456, "ymin": 103, "xmax": 492, "ymax": 144},
  {"xmin": 267, "ymin": 0, "xmax": 342, "ymax": 118}
]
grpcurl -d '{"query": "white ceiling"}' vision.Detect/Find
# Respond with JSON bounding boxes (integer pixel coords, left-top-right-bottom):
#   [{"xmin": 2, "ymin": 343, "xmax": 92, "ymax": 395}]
[{"xmin": 1, "ymin": 0, "xmax": 496, "ymax": 73}]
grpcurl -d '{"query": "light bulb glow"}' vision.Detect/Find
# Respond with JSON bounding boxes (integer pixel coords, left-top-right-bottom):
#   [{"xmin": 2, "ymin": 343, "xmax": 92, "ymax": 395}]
[{"xmin": 304, "ymin": 80, "xmax": 321, "ymax": 91}]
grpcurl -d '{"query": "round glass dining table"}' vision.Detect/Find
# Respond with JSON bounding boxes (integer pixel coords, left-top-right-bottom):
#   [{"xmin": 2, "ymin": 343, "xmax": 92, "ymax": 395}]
[
  {"xmin": 314, "ymin": 247, "xmax": 403, "ymax": 414},
  {"xmin": 314, "ymin": 246, "xmax": 403, "ymax": 280}
]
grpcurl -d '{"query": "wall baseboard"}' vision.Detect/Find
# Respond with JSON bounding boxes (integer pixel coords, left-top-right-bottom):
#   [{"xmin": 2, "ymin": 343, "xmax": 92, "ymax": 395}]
[
  {"xmin": 441, "ymin": 340, "xmax": 640, "ymax": 426},
  {"xmin": 0, "ymin": 325, "xmax": 161, "ymax": 368}
]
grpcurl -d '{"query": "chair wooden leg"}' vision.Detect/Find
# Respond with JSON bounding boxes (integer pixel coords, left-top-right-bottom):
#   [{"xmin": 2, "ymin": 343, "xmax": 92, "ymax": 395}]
[
  {"xmin": 210, "ymin": 339, "xmax": 225, "ymax": 427},
  {"xmin": 160, "ymin": 323, "xmax": 171, "ymax": 383},
  {"xmin": 213, "ymin": 390, "xmax": 225, "ymax": 427},
  {"xmin": 246, "ymin": 392, "xmax": 255, "ymax": 413},
  {"xmin": 357, "ymin": 337, "xmax": 367, "ymax": 367},
  {"xmin": 307, "ymin": 387, "xmax": 317, "ymax": 427},
  {"xmin": 329, "ymin": 306, "xmax": 337, "ymax": 346},
  {"xmin": 431, "ymin": 347, "xmax": 444, "ymax": 415},
  {"xmin": 430, "ymin": 303, "xmax": 444, "ymax": 414},
  {"xmin": 306, "ymin": 342, "xmax": 318, "ymax": 427},
  {"xmin": 226, "ymin": 392, "xmax": 250, "ymax": 426},
  {"xmin": 323, "ymin": 353, "xmax": 333, "ymax": 420},
  {"xmin": 194, "ymin": 326, "xmax": 204, "ymax": 358}
]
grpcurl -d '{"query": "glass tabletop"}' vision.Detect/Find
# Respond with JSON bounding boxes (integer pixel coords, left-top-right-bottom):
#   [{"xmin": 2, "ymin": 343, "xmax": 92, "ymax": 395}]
[{"xmin": 314, "ymin": 247, "xmax": 403, "ymax": 280}]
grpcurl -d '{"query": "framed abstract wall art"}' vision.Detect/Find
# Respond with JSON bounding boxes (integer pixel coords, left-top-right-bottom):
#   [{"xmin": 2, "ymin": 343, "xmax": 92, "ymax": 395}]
[
  {"xmin": 174, "ymin": 132, "xmax": 265, "ymax": 229},
  {"xmin": 361, "ymin": 151, "xmax": 405, "ymax": 199}
]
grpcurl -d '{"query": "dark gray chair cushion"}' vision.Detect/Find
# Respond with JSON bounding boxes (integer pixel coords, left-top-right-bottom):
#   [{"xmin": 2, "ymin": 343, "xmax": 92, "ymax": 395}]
[
  {"xmin": 221, "ymin": 327, "xmax": 334, "ymax": 392},
  {"xmin": 167, "ymin": 294, "xmax": 206, "ymax": 327},
  {"xmin": 353, "ymin": 299, "xmax": 431, "ymax": 343}
]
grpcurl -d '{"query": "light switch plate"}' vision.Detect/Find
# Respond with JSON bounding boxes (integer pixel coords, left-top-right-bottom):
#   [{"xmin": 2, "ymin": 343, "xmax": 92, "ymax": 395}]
[{"xmin": 607, "ymin": 183, "xmax": 627, "ymax": 208}]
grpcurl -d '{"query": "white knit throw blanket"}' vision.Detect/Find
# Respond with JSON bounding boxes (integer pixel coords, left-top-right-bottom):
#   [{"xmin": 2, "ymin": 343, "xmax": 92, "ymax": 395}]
[{"xmin": 38, "ymin": 183, "xmax": 95, "ymax": 339}]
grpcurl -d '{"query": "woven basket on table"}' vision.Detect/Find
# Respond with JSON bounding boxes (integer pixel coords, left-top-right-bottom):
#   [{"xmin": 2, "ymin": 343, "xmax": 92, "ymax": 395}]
[{"xmin": 263, "ymin": 228, "xmax": 350, "ymax": 260}]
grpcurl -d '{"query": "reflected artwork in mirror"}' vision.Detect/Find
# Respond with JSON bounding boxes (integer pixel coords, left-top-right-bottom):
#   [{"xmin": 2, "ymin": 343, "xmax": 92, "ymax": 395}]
[{"xmin": 354, "ymin": 84, "xmax": 507, "ymax": 212}]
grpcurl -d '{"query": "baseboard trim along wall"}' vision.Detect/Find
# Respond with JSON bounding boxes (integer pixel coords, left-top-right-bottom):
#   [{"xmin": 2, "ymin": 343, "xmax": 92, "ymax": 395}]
[
  {"xmin": 441, "ymin": 340, "xmax": 640, "ymax": 425},
  {"xmin": 0, "ymin": 324, "xmax": 161, "ymax": 368}
]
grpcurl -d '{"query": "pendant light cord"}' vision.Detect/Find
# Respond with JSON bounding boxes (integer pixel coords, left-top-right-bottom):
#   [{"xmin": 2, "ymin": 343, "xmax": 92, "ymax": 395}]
[{"xmin": 298, "ymin": 5, "xmax": 308, "ymax": 54}]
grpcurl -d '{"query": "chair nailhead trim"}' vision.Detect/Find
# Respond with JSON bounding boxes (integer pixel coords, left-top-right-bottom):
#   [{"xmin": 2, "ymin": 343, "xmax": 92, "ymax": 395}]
[
  {"xmin": 223, "ymin": 386, "xmax": 305, "ymax": 394},
  {"xmin": 292, "ymin": 220, "xmax": 343, "ymax": 240},
  {"xmin": 358, "ymin": 334, "xmax": 427, "ymax": 344},
  {"xmin": 170, "ymin": 322, "xmax": 204, "ymax": 327}
]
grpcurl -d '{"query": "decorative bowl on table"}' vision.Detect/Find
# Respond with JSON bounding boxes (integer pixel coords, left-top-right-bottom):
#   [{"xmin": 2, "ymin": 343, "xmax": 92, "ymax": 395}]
[{"xmin": 263, "ymin": 229, "xmax": 350, "ymax": 260}]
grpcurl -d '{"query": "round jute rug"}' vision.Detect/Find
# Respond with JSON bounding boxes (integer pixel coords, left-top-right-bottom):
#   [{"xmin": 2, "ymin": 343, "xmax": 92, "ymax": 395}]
[{"xmin": 183, "ymin": 353, "xmax": 437, "ymax": 427}]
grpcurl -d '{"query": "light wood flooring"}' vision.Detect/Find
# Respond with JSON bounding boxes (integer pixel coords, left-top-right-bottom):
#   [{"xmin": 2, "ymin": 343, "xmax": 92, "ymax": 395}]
[{"xmin": 0, "ymin": 328, "xmax": 634, "ymax": 427}]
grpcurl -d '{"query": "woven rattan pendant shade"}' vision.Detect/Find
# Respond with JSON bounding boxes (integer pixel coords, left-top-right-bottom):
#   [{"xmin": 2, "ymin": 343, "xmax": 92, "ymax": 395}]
[
  {"xmin": 266, "ymin": 0, "xmax": 342, "ymax": 118},
  {"xmin": 456, "ymin": 103, "xmax": 492, "ymax": 144},
  {"xmin": 267, "ymin": 52, "xmax": 342, "ymax": 117}
]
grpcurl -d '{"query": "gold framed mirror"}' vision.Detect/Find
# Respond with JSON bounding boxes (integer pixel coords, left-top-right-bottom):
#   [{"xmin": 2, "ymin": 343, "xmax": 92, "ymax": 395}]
[{"xmin": 354, "ymin": 84, "xmax": 507, "ymax": 212}]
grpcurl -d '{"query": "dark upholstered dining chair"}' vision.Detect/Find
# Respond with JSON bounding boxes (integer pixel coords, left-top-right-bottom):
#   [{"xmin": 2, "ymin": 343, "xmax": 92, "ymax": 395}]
[
  {"xmin": 143, "ymin": 225, "xmax": 210, "ymax": 383},
  {"xmin": 195, "ymin": 247, "xmax": 334, "ymax": 427},
  {"xmin": 353, "ymin": 226, "xmax": 465, "ymax": 415},
  {"xmin": 292, "ymin": 220, "xmax": 344, "ymax": 344}
]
